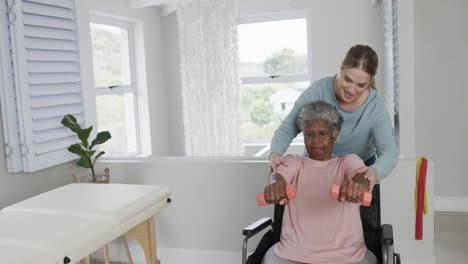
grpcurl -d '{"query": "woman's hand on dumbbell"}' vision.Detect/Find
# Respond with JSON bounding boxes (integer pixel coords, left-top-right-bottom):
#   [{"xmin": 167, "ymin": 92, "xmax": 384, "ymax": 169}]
[
  {"xmin": 264, "ymin": 173, "xmax": 289, "ymax": 205},
  {"xmin": 338, "ymin": 173, "xmax": 370, "ymax": 204},
  {"xmin": 257, "ymin": 174, "xmax": 296, "ymax": 206}
]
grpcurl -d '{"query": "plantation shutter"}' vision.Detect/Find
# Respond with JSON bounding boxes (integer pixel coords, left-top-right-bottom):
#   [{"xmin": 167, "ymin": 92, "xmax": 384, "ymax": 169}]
[{"xmin": 1, "ymin": 0, "xmax": 85, "ymax": 172}]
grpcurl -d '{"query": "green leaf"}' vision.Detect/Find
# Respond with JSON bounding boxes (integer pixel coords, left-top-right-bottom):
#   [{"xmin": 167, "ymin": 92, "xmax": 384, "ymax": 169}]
[
  {"xmin": 76, "ymin": 157, "xmax": 91, "ymax": 168},
  {"xmin": 77, "ymin": 126, "xmax": 92, "ymax": 149},
  {"xmin": 61, "ymin": 115, "xmax": 82, "ymax": 133},
  {"xmin": 68, "ymin": 143, "xmax": 84, "ymax": 156},
  {"xmin": 83, "ymin": 150, "xmax": 96, "ymax": 159},
  {"xmin": 90, "ymin": 131, "xmax": 111, "ymax": 149},
  {"xmin": 92, "ymin": 151, "xmax": 105, "ymax": 166}
]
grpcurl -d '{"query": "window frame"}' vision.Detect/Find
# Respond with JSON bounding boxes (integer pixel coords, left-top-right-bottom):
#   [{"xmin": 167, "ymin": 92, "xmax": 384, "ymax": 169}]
[
  {"xmin": 89, "ymin": 13, "xmax": 145, "ymax": 158},
  {"xmin": 237, "ymin": 11, "xmax": 312, "ymax": 85},
  {"xmin": 237, "ymin": 12, "xmax": 312, "ymax": 157}
]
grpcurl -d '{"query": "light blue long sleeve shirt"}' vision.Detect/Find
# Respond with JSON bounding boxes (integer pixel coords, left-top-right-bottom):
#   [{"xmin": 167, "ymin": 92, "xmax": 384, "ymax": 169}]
[{"xmin": 270, "ymin": 76, "xmax": 399, "ymax": 180}]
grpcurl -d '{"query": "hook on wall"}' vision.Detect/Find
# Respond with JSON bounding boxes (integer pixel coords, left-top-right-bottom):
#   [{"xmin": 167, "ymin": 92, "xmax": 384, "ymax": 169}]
[{"xmin": 7, "ymin": 0, "xmax": 17, "ymax": 24}]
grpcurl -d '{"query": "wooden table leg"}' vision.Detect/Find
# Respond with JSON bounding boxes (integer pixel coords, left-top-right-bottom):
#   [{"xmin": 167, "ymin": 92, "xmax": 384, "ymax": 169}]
[
  {"xmin": 124, "ymin": 217, "xmax": 160, "ymax": 264},
  {"xmin": 103, "ymin": 244, "xmax": 110, "ymax": 264},
  {"xmin": 121, "ymin": 236, "xmax": 134, "ymax": 264},
  {"xmin": 77, "ymin": 256, "xmax": 91, "ymax": 264}
]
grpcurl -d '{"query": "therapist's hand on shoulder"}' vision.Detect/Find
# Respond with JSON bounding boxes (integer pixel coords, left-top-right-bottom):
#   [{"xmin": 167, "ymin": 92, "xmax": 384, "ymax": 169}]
[
  {"xmin": 269, "ymin": 152, "xmax": 288, "ymax": 174},
  {"xmin": 356, "ymin": 166, "xmax": 378, "ymax": 191},
  {"xmin": 264, "ymin": 173, "xmax": 289, "ymax": 205}
]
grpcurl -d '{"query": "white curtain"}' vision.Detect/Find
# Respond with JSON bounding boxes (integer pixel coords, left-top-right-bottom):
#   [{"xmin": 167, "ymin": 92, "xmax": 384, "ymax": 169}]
[{"xmin": 177, "ymin": 0, "xmax": 243, "ymax": 156}]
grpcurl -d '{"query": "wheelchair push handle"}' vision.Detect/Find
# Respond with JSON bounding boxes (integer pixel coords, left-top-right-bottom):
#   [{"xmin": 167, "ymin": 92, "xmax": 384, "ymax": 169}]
[
  {"xmin": 257, "ymin": 185, "xmax": 296, "ymax": 206},
  {"xmin": 330, "ymin": 184, "xmax": 372, "ymax": 207}
]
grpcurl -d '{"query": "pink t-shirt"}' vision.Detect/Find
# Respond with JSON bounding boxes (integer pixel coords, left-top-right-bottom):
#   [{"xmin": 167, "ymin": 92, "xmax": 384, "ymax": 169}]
[{"xmin": 274, "ymin": 154, "xmax": 367, "ymax": 264}]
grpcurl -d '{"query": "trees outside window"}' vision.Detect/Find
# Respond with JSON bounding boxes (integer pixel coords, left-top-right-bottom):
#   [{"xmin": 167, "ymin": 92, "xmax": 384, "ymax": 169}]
[{"xmin": 238, "ymin": 16, "xmax": 310, "ymax": 156}]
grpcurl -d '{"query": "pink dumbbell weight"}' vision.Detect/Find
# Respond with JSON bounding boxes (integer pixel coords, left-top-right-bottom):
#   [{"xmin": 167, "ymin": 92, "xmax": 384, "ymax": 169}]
[
  {"xmin": 257, "ymin": 185, "xmax": 296, "ymax": 206},
  {"xmin": 330, "ymin": 184, "xmax": 372, "ymax": 207}
]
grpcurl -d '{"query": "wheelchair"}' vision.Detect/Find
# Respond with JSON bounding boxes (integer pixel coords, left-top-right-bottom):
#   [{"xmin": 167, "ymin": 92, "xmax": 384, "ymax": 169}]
[{"xmin": 242, "ymin": 185, "xmax": 401, "ymax": 264}]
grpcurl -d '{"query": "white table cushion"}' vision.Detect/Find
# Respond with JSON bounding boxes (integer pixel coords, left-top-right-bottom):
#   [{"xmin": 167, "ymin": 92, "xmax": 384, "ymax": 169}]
[
  {"xmin": 3, "ymin": 183, "xmax": 171, "ymax": 227},
  {"xmin": 0, "ymin": 183, "xmax": 171, "ymax": 264},
  {"xmin": 0, "ymin": 244, "xmax": 57, "ymax": 264},
  {"xmin": 118, "ymin": 196, "xmax": 170, "ymax": 234},
  {"xmin": 0, "ymin": 211, "xmax": 116, "ymax": 263}
]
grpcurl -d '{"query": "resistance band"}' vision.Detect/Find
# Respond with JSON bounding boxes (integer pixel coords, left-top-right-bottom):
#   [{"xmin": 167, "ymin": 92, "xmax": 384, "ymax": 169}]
[{"xmin": 414, "ymin": 157, "xmax": 428, "ymax": 240}]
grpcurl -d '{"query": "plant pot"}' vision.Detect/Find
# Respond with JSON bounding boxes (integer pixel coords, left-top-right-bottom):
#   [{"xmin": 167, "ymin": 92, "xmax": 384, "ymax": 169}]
[{"xmin": 72, "ymin": 168, "xmax": 110, "ymax": 184}]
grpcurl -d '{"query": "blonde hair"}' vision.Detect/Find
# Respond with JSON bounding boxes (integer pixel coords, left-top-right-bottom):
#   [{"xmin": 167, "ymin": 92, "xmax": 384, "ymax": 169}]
[{"xmin": 341, "ymin": 44, "xmax": 379, "ymax": 90}]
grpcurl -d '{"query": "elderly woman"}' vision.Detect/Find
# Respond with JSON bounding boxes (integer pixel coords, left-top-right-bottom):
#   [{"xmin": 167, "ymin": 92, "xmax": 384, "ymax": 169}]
[{"xmin": 262, "ymin": 101, "xmax": 377, "ymax": 264}]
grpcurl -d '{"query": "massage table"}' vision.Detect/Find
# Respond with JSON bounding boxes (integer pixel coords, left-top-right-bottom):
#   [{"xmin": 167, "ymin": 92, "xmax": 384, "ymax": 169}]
[{"xmin": 0, "ymin": 183, "xmax": 171, "ymax": 264}]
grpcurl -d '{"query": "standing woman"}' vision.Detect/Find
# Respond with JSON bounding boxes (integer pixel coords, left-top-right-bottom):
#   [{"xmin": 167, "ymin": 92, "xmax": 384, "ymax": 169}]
[{"xmin": 269, "ymin": 44, "xmax": 398, "ymax": 189}]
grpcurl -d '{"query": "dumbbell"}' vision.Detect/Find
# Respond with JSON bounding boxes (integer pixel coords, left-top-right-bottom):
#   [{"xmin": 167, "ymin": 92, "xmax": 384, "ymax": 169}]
[
  {"xmin": 330, "ymin": 184, "xmax": 372, "ymax": 207},
  {"xmin": 257, "ymin": 185, "xmax": 296, "ymax": 206}
]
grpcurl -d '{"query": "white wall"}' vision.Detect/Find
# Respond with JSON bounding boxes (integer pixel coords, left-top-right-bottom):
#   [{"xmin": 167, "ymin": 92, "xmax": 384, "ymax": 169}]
[
  {"xmin": 96, "ymin": 158, "xmax": 434, "ymax": 264},
  {"xmin": 413, "ymin": 1, "xmax": 468, "ymax": 263},
  {"xmin": 161, "ymin": 12, "xmax": 185, "ymax": 156},
  {"xmin": 380, "ymin": 159, "xmax": 434, "ymax": 264},
  {"xmin": 162, "ymin": 0, "xmax": 385, "ymax": 156},
  {"xmin": 414, "ymin": 0, "xmax": 468, "ymax": 197},
  {"xmin": 0, "ymin": 152, "xmax": 79, "ymax": 210}
]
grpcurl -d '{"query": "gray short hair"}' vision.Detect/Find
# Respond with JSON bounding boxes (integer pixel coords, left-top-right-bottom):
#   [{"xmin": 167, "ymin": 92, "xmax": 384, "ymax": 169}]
[{"xmin": 297, "ymin": 101, "xmax": 343, "ymax": 133}]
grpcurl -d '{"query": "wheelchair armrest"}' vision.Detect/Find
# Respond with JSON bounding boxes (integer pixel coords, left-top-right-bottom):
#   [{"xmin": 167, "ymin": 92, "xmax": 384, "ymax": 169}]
[
  {"xmin": 242, "ymin": 217, "xmax": 272, "ymax": 237},
  {"xmin": 381, "ymin": 224, "xmax": 394, "ymax": 246}
]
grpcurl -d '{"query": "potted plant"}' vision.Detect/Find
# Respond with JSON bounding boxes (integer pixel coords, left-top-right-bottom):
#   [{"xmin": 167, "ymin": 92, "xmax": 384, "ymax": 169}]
[{"xmin": 61, "ymin": 114, "xmax": 112, "ymax": 182}]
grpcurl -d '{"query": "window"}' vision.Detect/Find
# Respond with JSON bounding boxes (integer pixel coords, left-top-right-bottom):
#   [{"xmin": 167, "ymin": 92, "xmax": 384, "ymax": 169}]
[
  {"xmin": 238, "ymin": 15, "xmax": 311, "ymax": 157},
  {"xmin": 90, "ymin": 16, "xmax": 144, "ymax": 157}
]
